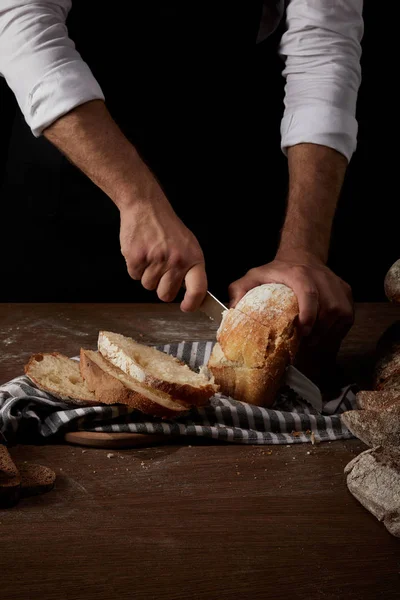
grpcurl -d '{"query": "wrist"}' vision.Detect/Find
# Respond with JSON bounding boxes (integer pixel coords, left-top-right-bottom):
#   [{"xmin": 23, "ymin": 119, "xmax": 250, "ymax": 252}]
[{"xmin": 275, "ymin": 246, "xmax": 326, "ymax": 266}]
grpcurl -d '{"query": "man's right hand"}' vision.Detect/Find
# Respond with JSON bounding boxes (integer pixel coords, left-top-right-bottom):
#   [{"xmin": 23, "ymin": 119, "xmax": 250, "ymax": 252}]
[
  {"xmin": 119, "ymin": 196, "xmax": 207, "ymax": 312},
  {"xmin": 44, "ymin": 100, "xmax": 207, "ymax": 311}
]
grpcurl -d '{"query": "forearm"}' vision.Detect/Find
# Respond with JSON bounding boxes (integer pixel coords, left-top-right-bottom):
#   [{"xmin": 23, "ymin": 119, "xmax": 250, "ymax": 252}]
[
  {"xmin": 277, "ymin": 143, "xmax": 347, "ymax": 263},
  {"xmin": 44, "ymin": 100, "xmax": 166, "ymax": 209}
]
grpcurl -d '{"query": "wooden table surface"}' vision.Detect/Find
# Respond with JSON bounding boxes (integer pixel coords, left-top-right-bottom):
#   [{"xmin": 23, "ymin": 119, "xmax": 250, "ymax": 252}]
[{"xmin": 1, "ymin": 302, "xmax": 400, "ymax": 600}]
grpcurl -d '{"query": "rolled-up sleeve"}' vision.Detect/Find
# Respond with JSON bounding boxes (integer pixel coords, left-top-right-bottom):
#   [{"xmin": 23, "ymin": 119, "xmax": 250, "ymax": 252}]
[
  {"xmin": 278, "ymin": 0, "xmax": 364, "ymax": 161},
  {"xmin": 0, "ymin": 0, "xmax": 104, "ymax": 136}
]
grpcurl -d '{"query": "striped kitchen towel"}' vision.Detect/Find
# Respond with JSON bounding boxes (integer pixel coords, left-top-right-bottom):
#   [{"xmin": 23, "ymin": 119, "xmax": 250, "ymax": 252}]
[{"xmin": 0, "ymin": 341, "xmax": 357, "ymax": 445}]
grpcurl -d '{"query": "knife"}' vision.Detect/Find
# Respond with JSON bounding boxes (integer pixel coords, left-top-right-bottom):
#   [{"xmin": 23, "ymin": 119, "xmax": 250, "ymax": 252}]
[{"xmin": 199, "ymin": 291, "xmax": 228, "ymax": 325}]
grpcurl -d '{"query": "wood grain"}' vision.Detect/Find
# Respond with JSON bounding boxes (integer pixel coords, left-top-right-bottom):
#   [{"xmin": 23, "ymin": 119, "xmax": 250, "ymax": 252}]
[{"xmin": 1, "ymin": 302, "xmax": 400, "ymax": 600}]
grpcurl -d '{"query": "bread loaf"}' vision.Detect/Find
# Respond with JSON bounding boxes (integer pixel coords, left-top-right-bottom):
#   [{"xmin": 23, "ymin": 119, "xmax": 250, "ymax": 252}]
[
  {"xmin": 98, "ymin": 331, "xmax": 218, "ymax": 406},
  {"xmin": 345, "ymin": 447, "xmax": 400, "ymax": 538},
  {"xmin": 80, "ymin": 349, "xmax": 189, "ymax": 419},
  {"xmin": 207, "ymin": 283, "xmax": 300, "ymax": 406},
  {"xmin": 384, "ymin": 259, "xmax": 400, "ymax": 304},
  {"xmin": 373, "ymin": 321, "xmax": 400, "ymax": 392}
]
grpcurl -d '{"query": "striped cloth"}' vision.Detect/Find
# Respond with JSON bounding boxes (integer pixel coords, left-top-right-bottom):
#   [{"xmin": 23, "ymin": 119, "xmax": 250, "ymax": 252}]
[{"xmin": 0, "ymin": 341, "xmax": 356, "ymax": 445}]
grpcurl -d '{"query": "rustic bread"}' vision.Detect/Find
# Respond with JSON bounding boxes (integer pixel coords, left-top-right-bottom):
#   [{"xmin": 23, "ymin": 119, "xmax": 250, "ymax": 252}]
[
  {"xmin": 25, "ymin": 353, "xmax": 98, "ymax": 405},
  {"xmin": 0, "ymin": 445, "xmax": 21, "ymax": 508},
  {"xmin": 344, "ymin": 447, "xmax": 400, "ymax": 538},
  {"xmin": 17, "ymin": 463, "xmax": 56, "ymax": 497},
  {"xmin": 207, "ymin": 283, "xmax": 300, "ymax": 406},
  {"xmin": 355, "ymin": 389, "xmax": 400, "ymax": 411},
  {"xmin": 80, "ymin": 349, "xmax": 189, "ymax": 418},
  {"xmin": 373, "ymin": 321, "xmax": 400, "ymax": 392},
  {"xmin": 384, "ymin": 259, "xmax": 400, "ymax": 305},
  {"xmin": 98, "ymin": 331, "xmax": 218, "ymax": 406}
]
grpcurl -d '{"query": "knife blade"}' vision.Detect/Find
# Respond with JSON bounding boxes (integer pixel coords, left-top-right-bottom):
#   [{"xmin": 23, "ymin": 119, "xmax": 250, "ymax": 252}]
[{"xmin": 199, "ymin": 291, "xmax": 228, "ymax": 325}]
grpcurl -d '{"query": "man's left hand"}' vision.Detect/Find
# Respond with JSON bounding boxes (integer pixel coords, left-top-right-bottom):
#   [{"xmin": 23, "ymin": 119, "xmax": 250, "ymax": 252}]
[{"xmin": 228, "ymin": 250, "xmax": 354, "ymax": 357}]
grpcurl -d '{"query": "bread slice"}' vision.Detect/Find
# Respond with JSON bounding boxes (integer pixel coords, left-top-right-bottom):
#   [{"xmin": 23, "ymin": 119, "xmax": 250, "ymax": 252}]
[
  {"xmin": 98, "ymin": 331, "xmax": 218, "ymax": 406},
  {"xmin": 17, "ymin": 463, "xmax": 56, "ymax": 497},
  {"xmin": 0, "ymin": 445, "xmax": 21, "ymax": 508},
  {"xmin": 24, "ymin": 353, "xmax": 98, "ymax": 405},
  {"xmin": 80, "ymin": 349, "xmax": 189, "ymax": 418},
  {"xmin": 341, "ymin": 403, "xmax": 400, "ymax": 448},
  {"xmin": 345, "ymin": 447, "xmax": 400, "ymax": 538},
  {"xmin": 207, "ymin": 283, "xmax": 299, "ymax": 407}
]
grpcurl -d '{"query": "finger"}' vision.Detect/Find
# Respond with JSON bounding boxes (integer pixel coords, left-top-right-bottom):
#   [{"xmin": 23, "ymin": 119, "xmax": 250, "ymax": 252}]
[
  {"xmin": 141, "ymin": 262, "xmax": 166, "ymax": 291},
  {"xmin": 156, "ymin": 269, "xmax": 185, "ymax": 303},
  {"xmin": 228, "ymin": 271, "xmax": 263, "ymax": 308},
  {"xmin": 268, "ymin": 271, "xmax": 318, "ymax": 337},
  {"xmin": 306, "ymin": 283, "xmax": 354, "ymax": 347},
  {"xmin": 180, "ymin": 263, "xmax": 208, "ymax": 312},
  {"xmin": 125, "ymin": 258, "xmax": 148, "ymax": 281}
]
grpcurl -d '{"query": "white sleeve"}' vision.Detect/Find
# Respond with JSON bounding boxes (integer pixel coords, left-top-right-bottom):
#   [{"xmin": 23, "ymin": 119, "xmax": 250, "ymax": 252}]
[
  {"xmin": 278, "ymin": 0, "xmax": 364, "ymax": 162},
  {"xmin": 0, "ymin": 0, "xmax": 105, "ymax": 136}
]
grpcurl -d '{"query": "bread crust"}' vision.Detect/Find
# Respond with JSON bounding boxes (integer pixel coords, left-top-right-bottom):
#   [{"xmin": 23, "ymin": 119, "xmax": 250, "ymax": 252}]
[
  {"xmin": 98, "ymin": 331, "xmax": 218, "ymax": 406},
  {"xmin": 80, "ymin": 349, "xmax": 189, "ymax": 419},
  {"xmin": 373, "ymin": 321, "xmax": 400, "ymax": 392},
  {"xmin": 207, "ymin": 284, "xmax": 300, "ymax": 407},
  {"xmin": 384, "ymin": 259, "xmax": 400, "ymax": 304}
]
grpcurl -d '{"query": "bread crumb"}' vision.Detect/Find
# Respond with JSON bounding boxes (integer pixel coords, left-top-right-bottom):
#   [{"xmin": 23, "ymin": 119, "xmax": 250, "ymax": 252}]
[
  {"xmin": 107, "ymin": 453, "xmax": 115, "ymax": 459},
  {"xmin": 82, "ymin": 450, "xmax": 87, "ymax": 454},
  {"xmin": 307, "ymin": 451, "xmax": 311, "ymax": 455},
  {"xmin": 93, "ymin": 470, "xmax": 96, "ymax": 474},
  {"xmin": 237, "ymin": 471, "xmax": 240, "ymax": 475}
]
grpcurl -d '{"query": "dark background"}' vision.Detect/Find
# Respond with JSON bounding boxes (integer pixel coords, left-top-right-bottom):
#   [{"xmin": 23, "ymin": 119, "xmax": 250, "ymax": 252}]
[{"xmin": 0, "ymin": 1, "xmax": 396, "ymax": 304}]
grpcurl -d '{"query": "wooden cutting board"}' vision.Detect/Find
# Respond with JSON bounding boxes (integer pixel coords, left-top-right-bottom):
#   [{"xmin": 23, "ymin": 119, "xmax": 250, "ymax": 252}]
[{"xmin": 64, "ymin": 431, "xmax": 174, "ymax": 449}]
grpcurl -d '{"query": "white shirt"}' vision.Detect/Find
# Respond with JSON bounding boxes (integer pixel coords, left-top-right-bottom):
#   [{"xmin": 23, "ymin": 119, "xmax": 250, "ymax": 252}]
[{"xmin": 0, "ymin": 0, "xmax": 363, "ymax": 161}]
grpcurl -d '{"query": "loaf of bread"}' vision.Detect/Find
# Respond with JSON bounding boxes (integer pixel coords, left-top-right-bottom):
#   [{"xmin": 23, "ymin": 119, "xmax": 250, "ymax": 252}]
[
  {"xmin": 345, "ymin": 447, "xmax": 400, "ymax": 538},
  {"xmin": 207, "ymin": 283, "xmax": 300, "ymax": 406},
  {"xmin": 384, "ymin": 259, "xmax": 400, "ymax": 305},
  {"xmin": 373, "ymin": 321, "xmax": 400, "ymax": 392}
]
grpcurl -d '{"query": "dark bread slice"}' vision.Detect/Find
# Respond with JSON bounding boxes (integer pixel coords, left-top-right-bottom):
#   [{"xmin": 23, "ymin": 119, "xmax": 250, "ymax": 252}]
[
  {"xmin": 0, "ymin": 445, "xmax": 21, "ymax": 508},
  {"xmin": 17, "ymin": 463, "xmax": 56, "ymax": 497},
  {"xmin": 356, "ymin": 390, "xmax": 400, "ymax": 410}
]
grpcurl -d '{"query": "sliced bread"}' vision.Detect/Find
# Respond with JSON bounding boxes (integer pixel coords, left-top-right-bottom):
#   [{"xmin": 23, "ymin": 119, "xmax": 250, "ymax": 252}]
[
  {"xmin": 0, "ymin": 445, "xmax": 21, "ymax": 508},
  {"xmin": 24, "ymin": 353, "xmax": 98, "ymax": 405},
  {"xmin": 17, "ymin": 463, "xmax": 56, "ymax": 497},
  {"xmin": 80, "ymin": 349, "xmax": 189, "ymax": 418},
  {"xmin": 98, "ymin": 331, "xmax": 218, "ymax": 406}
]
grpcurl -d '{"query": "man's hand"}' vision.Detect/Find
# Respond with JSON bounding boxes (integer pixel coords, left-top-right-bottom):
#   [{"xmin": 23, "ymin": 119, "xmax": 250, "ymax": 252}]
[
  {"xmin": 228, "ymin": 251, "xmax": 354, "ymax": 345},
  {"xmin": 228, "ymin": 143, "xmax": 353, "ymax": 382},
  {"xmin": 44, "ymin": 100, "xmax": 207, "ymax": 311},
  {"xmin": 119, "ymin": 199, "xmax": 207, "ymax": 311}
]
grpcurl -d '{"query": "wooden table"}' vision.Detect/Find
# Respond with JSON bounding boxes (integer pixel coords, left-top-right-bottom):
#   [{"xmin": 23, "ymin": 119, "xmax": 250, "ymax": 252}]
[{"xmin": 1, "ymin": 302, "xmax": 400, "ymax": 600}]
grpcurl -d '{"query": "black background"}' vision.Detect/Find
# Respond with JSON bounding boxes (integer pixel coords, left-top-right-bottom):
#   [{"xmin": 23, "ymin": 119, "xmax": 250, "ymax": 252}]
[{"xmin": 0, "ymin": 1, "xmax": 396, "ymax": 304}]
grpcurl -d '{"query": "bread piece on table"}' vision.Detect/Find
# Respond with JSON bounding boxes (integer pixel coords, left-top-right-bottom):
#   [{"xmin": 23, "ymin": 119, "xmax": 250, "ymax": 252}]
[
  {"xmin": 344, "ymin": 446, "xmax": 400, "ymax": 538},
  {"xmin": 25, "ymin": 353, "xmax": 98, "ymax": 405},
  {"xmin": 80, "ymin": 349, "xmax": 189, "ymax": 419},
  {"xmin": 384, "ymin": 259, "xmax": 400, "ymax": 305},
  {"xmin": 341, "ymin": 402, "xmax": 400, "ymax": 448},
  {"xmin": 98, "ymin": 331, "xmax": 218, "ymax": 406},
  {"xmin": 373, "ymin": 321, "xmax": 400, "ymax": 392},
  {"xmin": 356, "ymin": 390, "xmax": 400, "ymax": 411},
  {"xmin": 207, "ymin": 283, "xmax": 300, "ymax": 407},
  {"xmin": 17, "ymin": 463, "xmax": 56, "ymax": 497},
  {"xmin": 0, "ymin": 445, "xmax": 21, "ymax": 508}
]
